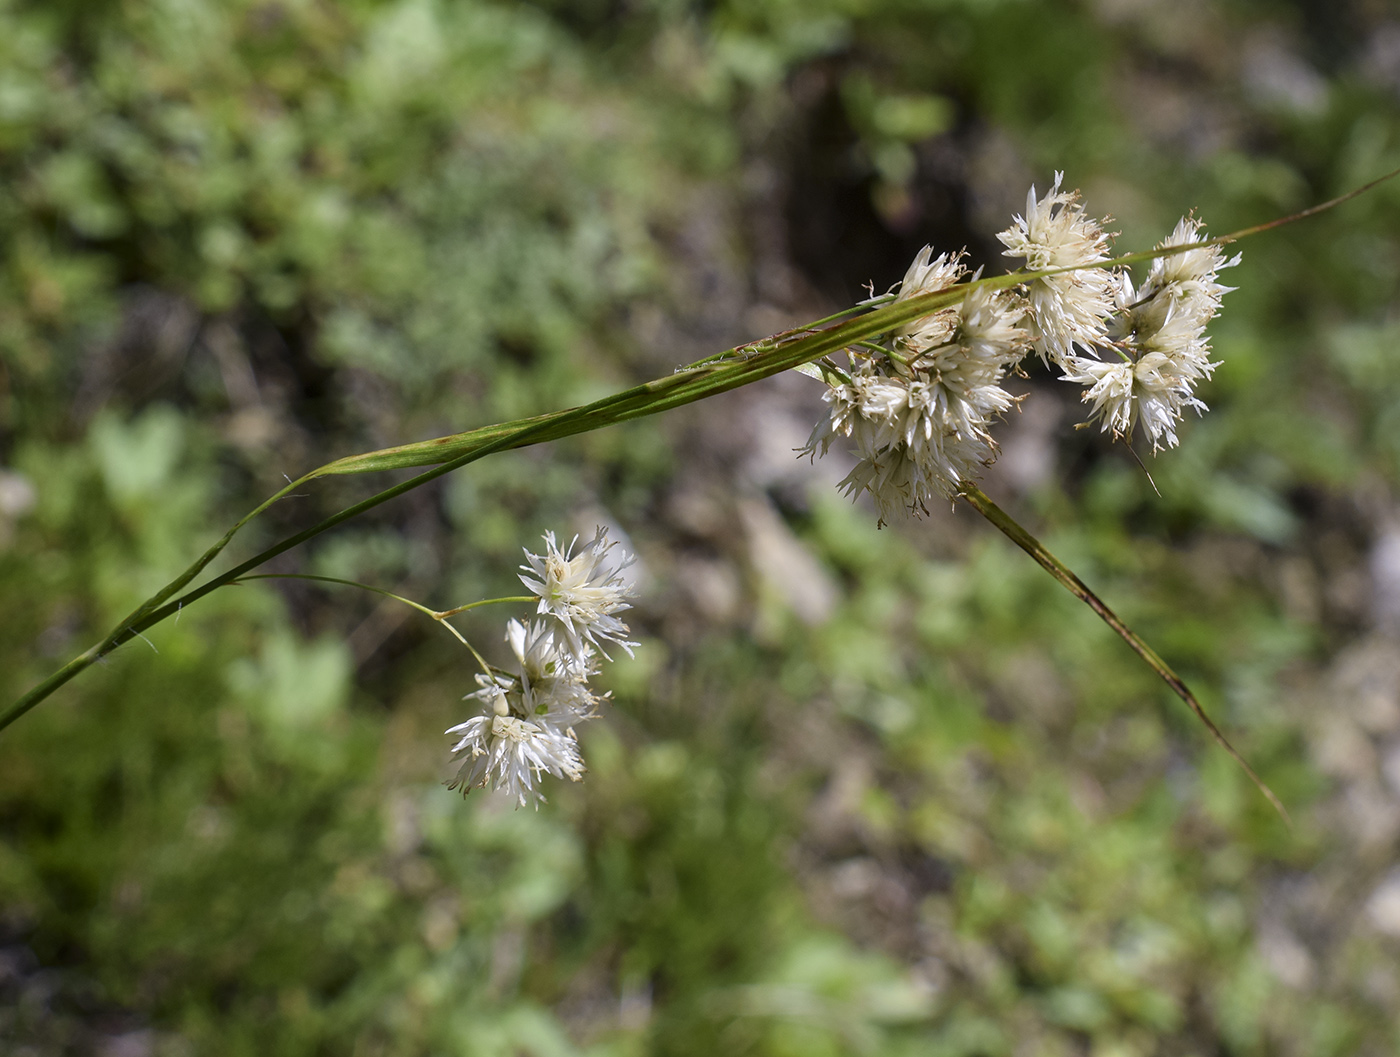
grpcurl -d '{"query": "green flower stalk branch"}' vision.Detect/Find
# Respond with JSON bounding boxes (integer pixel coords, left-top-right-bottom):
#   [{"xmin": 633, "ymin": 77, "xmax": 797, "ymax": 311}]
[
  {"xmin": 6, "ymin": 169, "xmax": 1398, "ymax": 814},
  {"xmin": 230, "ymin": 573, "xmax": 534, "ymax": 652},
  {"xmin": 231, "ymin": 533, "xmax": 639, "ymax": 810}
]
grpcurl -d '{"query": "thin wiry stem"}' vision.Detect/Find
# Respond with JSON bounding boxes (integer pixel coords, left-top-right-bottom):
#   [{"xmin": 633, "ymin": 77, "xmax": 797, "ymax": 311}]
[
  {"xmin": 235, "ymin": 572, "xmax": 442, "ymax": 620},
  {"xmin": 453, "ymin": 633, "xmax": 496, "ymax": 682},
  {"xmin": 435, "ymin": 596, "xmax": 536, "ymax": 620},
  {"xmin": 234, "ymin": 572, "xmax": 503, "ymax": 676}
]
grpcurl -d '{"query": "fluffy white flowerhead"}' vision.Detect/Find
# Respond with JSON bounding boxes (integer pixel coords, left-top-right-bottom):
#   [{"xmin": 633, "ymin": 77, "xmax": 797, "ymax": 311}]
[
  {"xmin": 895, "ymin": 247, "xmax": 967, "ymax": 348},
  {"xmin": 998, "ymin": 174, "xmax": 1116, "ymax": 364},
  {"xmin": 801, "ymin": 184, "xmax": 1238, "ymax": 518},
  {"xmin": 503, "ymin": 617, "xmax": 601, "ymax": 724},
  {"xmin": 835, "ymin": 444, "xmax": 924, "ymax": 524},
  {"xmin": 1062, "ymin": 349, "xmax": 1214, "ymax": 452},
  {"xmin": 1114, "ymin": 220, "xmax": 1236, "ymax": 354},
  {"xmin": 520, "ymin": 527, "xmax": 637, "ymax": 656},
  {"xmin": 1130, "ymin": 350, "xmax": 1211, "ymax": 451},
  {"xmin": 446, "ymin": 708, "xmax": 584, "ymax": 808},
  {"xmin": 897, "ymin": 246, "xmax": 966, "ymax": 300},
  {"xmin": 1062, "ymin": 357, "xmax": 1135, "ymax": 439},
  {"xmin": 1143, "ymin": 217, "xmax": 1239, "ymax": 303},
  {"xmin": 447, "ymin": 619, "xmax": 601, "ymax": 806},
  {"xmin": 1062, "ymin": 215, "xmax": 1233, "ymax": 451},
  {"xmin": 804, "ymin": 281, "xmax": 1029, "ymax": 521},
  {"xmin": 943, "ymin": 284, "xmax": 1031, "ymax": 372},
  {"xmin": 461, "ymin": 619, "xmax": 600, "ymax": 726},
  {"xmin": 447, "ymin": 527, "xmax": 643, "ymax": 808}
]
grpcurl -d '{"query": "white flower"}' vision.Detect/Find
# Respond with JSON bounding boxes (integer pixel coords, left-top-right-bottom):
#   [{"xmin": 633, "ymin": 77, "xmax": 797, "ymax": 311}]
[
  {"xmin": 1062, "ymin": 357, "xmax": 1135, "ymax": 438},
  {"xmin": 836, "ymin": 445, "xmax": 924, "ymax": 524},
  {"xmin": 1130, "ymin": 350, "xmax": 1211, "ymax": 451},
  {"xmin": 520, "ymin": 527, "xmax": 637, "ymax": 656},
  {"xmin": 806, "ymin": 323, "xmax": 1026, "ymax": 520},
  {"xmin": 467, "ymin": 618, "xmax": 600, "ymax": 726},
  {"xmin": 831, "ymin": 367, "xmax": 919, "ymax": 455},
  {"xmin": 446, "ymin": 704, "xmax": 584, "ymax": 808},
  {"xmin": 801, "ymin": 187, "xmax": 1237, "ymax": 505},
  {"xmin": 998, "ymin": 174, "xmax": 1116, "ymax": 365},
  {"xmin": 1142, "ymin": 216, "xmax": 1239, "ymax": 309},
  {"xmin": 504, "ymin": 617, "xmax": 601, "ymax": 724},
  {"xmin": 1114, "ymin": 220, "xmax": 1236, "ymax": 355},
  {"xmin": 894, "ymin": 247, "xmax": 966, "ymax": 348},
  {"xmin": 1062, "ymin": 349, "xmax": 1214, "ymax": 452},
  {"xmin": 1063, "ymin": 216, "xmax": 1232, "ymax": 451},
  {"xmin": 897, "ymin": 246, "xmax": 967, "ymax": 301},
  {"xmin": 447, "ymin": 527, "xmax": 643, "ymax": 808},
  {"xmin": 947, "ymin": 284, "xmax": 1032, "ymax": 370},
  {"xmin": 447, "ymin": 619, "xmax": 602, "ymax": 806},
  {"xmin": 803, "ymin": 267, "xmax": 1033, "ymax": 522}
]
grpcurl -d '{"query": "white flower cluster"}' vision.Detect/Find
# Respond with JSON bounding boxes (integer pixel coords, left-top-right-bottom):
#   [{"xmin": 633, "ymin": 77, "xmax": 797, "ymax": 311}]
[
  {"xmin": 1058, "ymin": 217, "xmax": 1239, "ymax": 451},
  {"xmin": 802, "ymin": 250, "xmax": 1028, "ymax": 523},
  {"xmin": 446, "ymin": 528, "xmax": 636, "ymax": 807},
  {"xmin": 803, "ymin": 174, "xmax": 1237, "ymax": 521}
]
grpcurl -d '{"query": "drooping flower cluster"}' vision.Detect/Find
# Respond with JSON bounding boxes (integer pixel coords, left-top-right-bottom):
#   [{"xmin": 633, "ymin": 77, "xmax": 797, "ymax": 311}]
[
  {"xmin": 1059, "ymin": 217, "xmax": 1238, "ymax": 451},
  {"xmin": 446, "ymin": 527, "xmax": 636, "ymax": 806},
  {"xmin": 802, "ymin": 251, "xmax": 1029, "ymax": 523},
  {"xmin": 802, "ymin": 173, "xmax": 1237, "ymax": 520}
]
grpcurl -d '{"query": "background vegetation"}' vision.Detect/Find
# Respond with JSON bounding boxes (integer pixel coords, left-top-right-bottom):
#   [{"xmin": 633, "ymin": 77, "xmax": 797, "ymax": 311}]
[{"xmin": 4, "ymin": 0, "xmax": 1400, "ymax": 1054}]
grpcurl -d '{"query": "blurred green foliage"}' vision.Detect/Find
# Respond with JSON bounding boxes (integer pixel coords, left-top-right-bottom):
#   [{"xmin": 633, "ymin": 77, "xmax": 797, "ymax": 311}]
[{"xmin": 4, "ymin": 0, "xmax": 1400, "ymax": 1054}]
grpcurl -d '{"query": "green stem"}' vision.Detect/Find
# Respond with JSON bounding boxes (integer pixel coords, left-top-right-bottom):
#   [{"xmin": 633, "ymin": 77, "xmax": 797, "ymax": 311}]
[
  {"xmin": 683, "ymin": 296, "xmax": 896, "ymax": 368},
  {"xmin": 309, "ymin": 286, "xmax": 982, "ymax": 477},
  {"xmin": 233, "ymin": 573, "xmax": 443, "ymax": 620},
  {"xmin": 1090, "ymin": 163, "xmax": 1400, "ymax": 273},
  {"xmin": 959, "ymin": 484, "xmax": 1289, "ymax": 825},
  {"xmin": 817, "ymin": 359, "xmax": 852, "ymax": 386},
  {"xmin": 436, "ymin": 596, "xmax": 536, "ymax": 620},
  {"xmin": 111, "ymin": 473, "xmax": 318, "ymax": 633},
  {"xmin": 852, "ymin": 339, "xmax": 900, "ymax": 362},
  {"xmin": 228, "ymin": 574, "xmax": 511, "ymax": 673}
]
